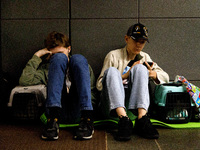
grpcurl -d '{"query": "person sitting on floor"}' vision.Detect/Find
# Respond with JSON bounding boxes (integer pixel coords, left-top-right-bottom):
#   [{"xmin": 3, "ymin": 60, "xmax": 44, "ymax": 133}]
[
  {"xmin": 96, "ymin": 23, "xmax": 169, "ymax": 141},
  {"xmin": 19, "ymin": 31, "xmax": 96, "ymax": 141}
]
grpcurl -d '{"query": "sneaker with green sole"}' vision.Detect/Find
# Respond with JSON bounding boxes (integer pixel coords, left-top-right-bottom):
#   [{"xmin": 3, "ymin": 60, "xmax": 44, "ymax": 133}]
[
  {"xmin": 134, "ymin": 115, "xmax": 159, "ymax": 139},
  {"xmin": 74, "ymin": 117, "xmax": 94, "ymax": 140},
  {"xmin": 41, "ymin": 118, "xmax": 59, "ymax": 140},
  {"xmin": 115, "ymin": 116, "xmax": 133, "ymax": 141}
]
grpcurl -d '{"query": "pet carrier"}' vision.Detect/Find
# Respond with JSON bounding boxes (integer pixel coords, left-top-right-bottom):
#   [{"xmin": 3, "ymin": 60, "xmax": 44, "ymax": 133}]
[
  {"xmin": 8, "ymin": 84, "xmax": 46, "ymax": 120},
  {"xmin": 154, "ymin": 82, "xmax": 195, "ymax": 123}
]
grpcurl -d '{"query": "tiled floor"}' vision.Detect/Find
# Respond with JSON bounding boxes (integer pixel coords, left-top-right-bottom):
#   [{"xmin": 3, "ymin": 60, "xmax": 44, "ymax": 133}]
[
  {"xmin": 106, "ymin": 128, "xmax": 200, "ymax": 150},
  {"xmin": 0, "ymin": 121, "xmax": 200, "ymax": 150}
]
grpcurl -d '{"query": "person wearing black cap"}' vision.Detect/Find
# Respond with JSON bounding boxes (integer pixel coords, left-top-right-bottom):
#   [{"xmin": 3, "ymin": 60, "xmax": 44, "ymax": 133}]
[{"xmin": 96, "ymin": 23, "xmax": 169, "ymax": 140}]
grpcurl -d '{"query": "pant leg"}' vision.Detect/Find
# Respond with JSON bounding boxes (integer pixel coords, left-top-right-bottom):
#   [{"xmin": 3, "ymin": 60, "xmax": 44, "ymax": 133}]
[
  {"xmin": 69, "ymin": 54, "xmax": 93, "ymax": 111},
  {"xmin": 46, "ymin": 53, "xmax": 68, "ymax": 108},
  {"xmin": 128, "ymin": 64, "xmax": 150, "ymax": 111},
  {"xmin": 100, "ymin": 67, "xmax": 125, "ymax": 117}
]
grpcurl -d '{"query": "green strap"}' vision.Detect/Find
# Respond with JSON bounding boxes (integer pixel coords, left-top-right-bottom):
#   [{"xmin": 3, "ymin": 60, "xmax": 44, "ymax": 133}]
[{"xmin": 40, "ymin": 113, "xmax": 200, "ymax": 129}]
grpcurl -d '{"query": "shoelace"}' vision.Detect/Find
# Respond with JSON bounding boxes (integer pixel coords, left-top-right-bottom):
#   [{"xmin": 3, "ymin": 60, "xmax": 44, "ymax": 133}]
[
  {"xmin": 47, "ymin": 118, "xmax": 58, "ymax": 129},
  {"xmin": 142, "ymin": 116, "xmax": 154, "ymax": 130},
  {"xmin": 119, "ymin": 116, "xmax": 131, "ymax": 130},
  {"xmin": 79, "ymin": 118, "xmax": 91, "ymax": 130}
]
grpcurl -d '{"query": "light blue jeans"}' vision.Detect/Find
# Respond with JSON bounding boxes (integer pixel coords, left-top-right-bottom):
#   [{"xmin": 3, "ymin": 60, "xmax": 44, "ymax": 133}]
[
  {"xmin": 46, "ymin": 53, "xmax": 93, "ymax": 121},
  {"xmin": 100, "ymin": 64, "xmax": 150, "ymax": 118}
]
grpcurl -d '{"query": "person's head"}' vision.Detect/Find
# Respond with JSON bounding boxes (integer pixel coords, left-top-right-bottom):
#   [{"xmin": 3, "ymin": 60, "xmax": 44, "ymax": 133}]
[
  {"xmin": 44, "ymin": 31, "xmax": 70, "ymax": 50},
  {"xmin": 125, "ymin": 23, "xmax": 148, "ymax": 56}
]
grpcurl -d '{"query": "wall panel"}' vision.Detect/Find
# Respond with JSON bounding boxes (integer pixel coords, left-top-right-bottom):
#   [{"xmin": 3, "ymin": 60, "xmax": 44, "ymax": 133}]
[
  {"xmin": 1, "ymin": 0, "xmax": 69, "ymax": 19},
  {"xmin": 71, "ymin": 0, "xmax": 137, "ymax": 18},
  {"xmin": 140, "ymin": 0, "xmax": 200, "ymax": 18},
  {"xmin": 71, "ymin": 19, "xmax": 138, "ymax": 75},
  {"xmin": 1, "ymin": 19, "xmax": 69, "ymax": 80},
  {"xmin": 140, "ymin": 19, "xmax": 200, "ymax": 81},
  {"xmin": 1, "ymin": 0, "xmax": 200, "ymax": 85}
]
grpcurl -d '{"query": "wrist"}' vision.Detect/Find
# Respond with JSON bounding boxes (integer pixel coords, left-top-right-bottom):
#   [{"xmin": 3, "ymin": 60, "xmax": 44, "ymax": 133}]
[{"xmin": 34, "ymin": 52, "xmax": 41, "ymax": 57}]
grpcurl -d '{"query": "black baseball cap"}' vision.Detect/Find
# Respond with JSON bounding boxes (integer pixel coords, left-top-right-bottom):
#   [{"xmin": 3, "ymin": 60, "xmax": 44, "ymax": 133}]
[{"xmin": 127, "ymin": 23, "xmax": 149, "ymax": 42}]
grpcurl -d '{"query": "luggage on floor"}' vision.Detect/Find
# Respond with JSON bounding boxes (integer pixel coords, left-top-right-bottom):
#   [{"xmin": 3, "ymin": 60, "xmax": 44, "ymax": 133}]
[
  {"xmin": 8, "ymin": 84, "xmax": 46, "ymax": 120},
  {"xmin": 153, "ymin": 82, "xmax": 195, "ymax": 123}
]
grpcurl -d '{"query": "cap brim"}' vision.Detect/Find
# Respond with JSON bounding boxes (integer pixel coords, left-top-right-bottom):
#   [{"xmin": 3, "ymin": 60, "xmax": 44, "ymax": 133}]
[{"xmin": 131, "ymin": 36, "xmax": 149, "ymax": 43}]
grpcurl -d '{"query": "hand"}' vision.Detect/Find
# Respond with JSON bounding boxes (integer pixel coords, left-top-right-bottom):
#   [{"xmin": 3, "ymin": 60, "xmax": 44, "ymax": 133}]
[
  {"xmin": 143, "ymin": 61, "xmax": 153, "ymax": 69},
  {"xmin": 122, "ymin": 60, "xmax": 141, "ymax": 79},
  {"xmin": 34, "ymin": 48, "xmax": 52, "ymax": 58},
  {"xmin": 131, "ymin": 60, "xmax": 141, "ymax": 68},
  {"xmin": 144, "ymin": 61, "xmax": 160, "ymax": 84}
]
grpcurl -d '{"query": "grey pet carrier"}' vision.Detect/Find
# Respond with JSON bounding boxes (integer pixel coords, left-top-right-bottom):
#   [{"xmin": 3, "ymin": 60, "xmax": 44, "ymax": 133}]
[{"xmin": 8, "ymin": 85, "xmax": 46, "ymax": 120}]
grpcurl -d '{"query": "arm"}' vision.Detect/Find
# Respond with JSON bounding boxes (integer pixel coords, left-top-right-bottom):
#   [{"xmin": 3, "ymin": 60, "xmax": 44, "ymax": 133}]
[
  {"xmin": 88, "ymin": 65, "xmax": 98, "ymax": 108},
  {"xmin": 96, "ymin": 52, "xmax": 115, "ymax": 91},
  {"xmin": 121, "ymin": 60, "xmax": 141, "ymax": 80},
  {"xmin": 140, "ymin": 52, "xmax": 169, "ymax": 84},
  {"xmin": 19, "ymin": 49, "xmax": 51, "ymax": 86},
  {"xmin": 144, "ymin": 61, "xmax": 169, "ymax": 84},
  {"xmin": 152, "ymin": 64, "xmax": 169, "ymax": 84}
]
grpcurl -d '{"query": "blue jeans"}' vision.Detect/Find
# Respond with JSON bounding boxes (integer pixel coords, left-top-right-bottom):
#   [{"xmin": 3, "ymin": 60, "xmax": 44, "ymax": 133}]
[
  {"xmin": 100, "ymin": 64, "xmax": 149, "ymax": 118},
  {"xmin": 46, "ymin": 53, "xmax": 93, "ymax": 121}
]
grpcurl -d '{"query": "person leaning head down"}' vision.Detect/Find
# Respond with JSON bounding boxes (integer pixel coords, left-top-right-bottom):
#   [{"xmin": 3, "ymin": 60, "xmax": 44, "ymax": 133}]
[
  {"xmin": 19, "ymin": 31, "xmax": 95, "ymax": 141},
  {"xmin": 44, "ymin": 31, "xmax": 70, "ymax": 50},
  {"xmin": 96, "ymin": 22, "xmax": 169, "ymax": 141}
]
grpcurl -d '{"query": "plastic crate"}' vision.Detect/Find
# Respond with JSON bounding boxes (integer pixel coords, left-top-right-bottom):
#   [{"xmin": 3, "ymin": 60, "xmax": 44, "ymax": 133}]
[
  {"xmin": 8, "ymin": 85, "xmax": 46, "ymax": 120},
  {"xmin": 11, "ymin": 93, "xmax": 43, "ymax": 120},
  {"xmin": 154, "ymin": 83, "xmax": 195, "ymax": 123}
]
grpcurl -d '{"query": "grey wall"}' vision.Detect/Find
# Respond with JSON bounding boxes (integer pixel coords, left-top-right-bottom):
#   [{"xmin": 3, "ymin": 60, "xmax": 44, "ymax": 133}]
[{"xmin": 1, "ymin": 0, "xmax": 200, "ymax": 87}]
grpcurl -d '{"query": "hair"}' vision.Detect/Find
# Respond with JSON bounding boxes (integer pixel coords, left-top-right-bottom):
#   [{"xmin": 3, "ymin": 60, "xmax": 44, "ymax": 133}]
[{"xmin": 44, "ymin": 31, "xmax": 70, "ymax": 50}]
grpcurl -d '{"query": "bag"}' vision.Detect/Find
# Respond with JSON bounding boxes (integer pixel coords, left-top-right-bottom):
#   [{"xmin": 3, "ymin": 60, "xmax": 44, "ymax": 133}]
[
  {"xmin": 175, "ymin": 75, "xmax": 200, "ymax": 107},
  {"xmin": 174, "ymin": 75, "xmax": 200, "ymax": 121},
  {"xmin": 0, "ymin": 71, "xmax": 16, "ymax": 120},
  {"xmin": 153, "ymin": 82, "xmax": 195, "ymax": 123},
  {"xmin": 8, "ymin": 84, "xmax": 46, "ymax": 120}
]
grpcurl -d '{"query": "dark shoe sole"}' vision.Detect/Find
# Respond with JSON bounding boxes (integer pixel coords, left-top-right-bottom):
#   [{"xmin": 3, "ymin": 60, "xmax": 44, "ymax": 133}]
[
  {"xmin": 41, "ymin": 135, "xmax": 59, "ymax": 140},
  {"xmin": 41, "ymin": 128, "xmax": 59, "ymax": 141},
  {"xmin": 74, "ymin": 130, "xmax": 94, "ymax": 140}
]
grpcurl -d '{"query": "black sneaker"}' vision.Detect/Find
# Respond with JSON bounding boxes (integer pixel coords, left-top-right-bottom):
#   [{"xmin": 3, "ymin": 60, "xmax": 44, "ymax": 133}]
[
  {"xmin": 41, "ymin": 118, "xmax": 59, "ymax": 140},
  {"xmin": 74, "ymin": 117, "xmax": 94, "ymax": 140},
  {"xmin": 134, "ymin": 115, "xmax": 159, "ymax": 139},
  {"xmin": 115, "ymin": 116, "xmax": 133, "ymax": 141}
]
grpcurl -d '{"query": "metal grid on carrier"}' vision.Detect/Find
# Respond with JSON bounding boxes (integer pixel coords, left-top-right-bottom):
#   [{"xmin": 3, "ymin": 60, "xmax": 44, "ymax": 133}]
[
  {"xmin": 12, "ymin": 93, "xmax": 42, "ymax": 120},
  {"xmin": 165, "ymin": 92, "xmax": 191, "ymax": 123}
]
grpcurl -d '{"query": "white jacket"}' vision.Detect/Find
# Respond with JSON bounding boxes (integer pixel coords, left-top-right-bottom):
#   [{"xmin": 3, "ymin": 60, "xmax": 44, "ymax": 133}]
[{"xmin": 96, "ymin": 46, "xmax": 169, "ymax": 91}]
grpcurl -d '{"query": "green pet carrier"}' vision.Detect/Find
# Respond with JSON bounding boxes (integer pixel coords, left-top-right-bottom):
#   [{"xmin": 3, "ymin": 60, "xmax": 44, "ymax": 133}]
[{"xmin": 154, "ymin": 82, "xmax": 195, "ymax": 123}]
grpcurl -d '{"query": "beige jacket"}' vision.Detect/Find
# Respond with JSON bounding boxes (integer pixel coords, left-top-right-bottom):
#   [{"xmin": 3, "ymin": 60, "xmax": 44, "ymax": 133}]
[{"xmin": 96, "ymin": 47, "xmax": 169, "ymax": 91}]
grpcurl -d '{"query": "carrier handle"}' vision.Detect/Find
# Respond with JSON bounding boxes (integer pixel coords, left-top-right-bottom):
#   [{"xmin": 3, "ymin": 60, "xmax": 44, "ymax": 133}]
[{"xmin": 162, "ymin": 82, "xmax": 183, "ymax": 87}]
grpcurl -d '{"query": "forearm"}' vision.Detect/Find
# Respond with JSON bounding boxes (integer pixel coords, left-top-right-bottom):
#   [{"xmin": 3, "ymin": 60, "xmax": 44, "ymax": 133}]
[
  {"xmin": 149, "ymin": 70, "xmax": 160, "ymax": 84},
  {"xmin": 19, "ymin": 55, "xmax": 43, "ymax": 85}
]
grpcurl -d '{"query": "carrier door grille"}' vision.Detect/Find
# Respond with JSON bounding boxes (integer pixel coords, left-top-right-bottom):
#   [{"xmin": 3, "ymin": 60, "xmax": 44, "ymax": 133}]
[{"xmin": 165, "ymin": 92, "xmax": 191, "ymax": 122}]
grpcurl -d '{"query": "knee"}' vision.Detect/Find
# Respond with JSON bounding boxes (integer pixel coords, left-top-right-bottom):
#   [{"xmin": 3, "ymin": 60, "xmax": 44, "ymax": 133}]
[
  {"xmin": 130, "ymin": 64, "xmax": 149, "ymax": 77},
  {"xmin": 51, "ymin": 53, "xmax": 68, "ymax": 63},
  {"xmin": 104, "ymin": 67, "xmax": 120, "ymax": 77},
  {"xmin": 70, "ymin": 54, "xmax": 88, "ymax": 67},
  {"xmin": 131, "ymin": 64, "xmax": 147, "ymax": 73},
  {"xmin": 50, "ymin": 53, "xmax": 68, "ymax": 65},
  {"xmin": 102, "ymin": 67, "xmax": 120, "ymax": 86}
]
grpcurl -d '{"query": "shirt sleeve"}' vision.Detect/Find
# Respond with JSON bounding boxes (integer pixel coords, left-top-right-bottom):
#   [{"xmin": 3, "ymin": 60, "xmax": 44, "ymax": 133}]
[
  {"xmin": 19, "ymin": 55, "xmax": 47, "ymax": 86},
  {"xmin": 96, "ymin": 52, "xmax": 114, "ymax": 91},
  {"xmin": 141, "ymin": 52, "xmax": 169, "ymax": 84}
]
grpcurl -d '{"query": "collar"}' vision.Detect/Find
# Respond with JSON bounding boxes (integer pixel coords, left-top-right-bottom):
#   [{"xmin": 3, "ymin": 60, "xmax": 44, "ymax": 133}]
[{"xmin": 123, "ymin": 46, "xmax": 143, "ymax": 62}]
